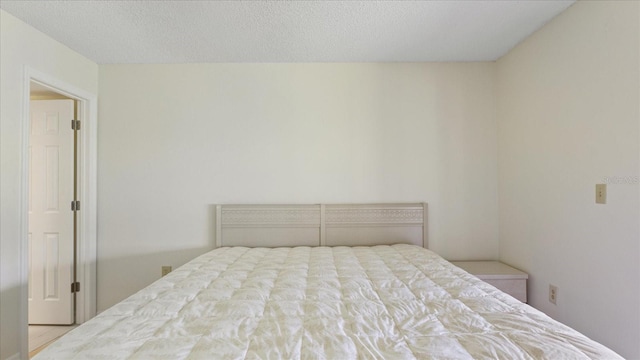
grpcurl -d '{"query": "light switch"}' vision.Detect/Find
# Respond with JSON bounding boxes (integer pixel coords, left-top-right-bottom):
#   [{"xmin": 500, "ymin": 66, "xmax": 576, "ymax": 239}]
[{"xmin": 596, "ymin": 184, "xmax": 606, "ymax": 204}]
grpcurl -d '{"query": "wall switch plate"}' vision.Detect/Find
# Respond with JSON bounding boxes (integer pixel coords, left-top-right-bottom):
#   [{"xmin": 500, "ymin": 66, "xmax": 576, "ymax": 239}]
[
  {"xmin": 596, "ymin": 184, "xmax": 607, "ymax": 204},
  {"xmin": 161, "ymin": 266, "xmax": 172, "ymax": 277},
  {"xmin": 549, "ymin": 284, "xmax": 558, "ymax": 304}
]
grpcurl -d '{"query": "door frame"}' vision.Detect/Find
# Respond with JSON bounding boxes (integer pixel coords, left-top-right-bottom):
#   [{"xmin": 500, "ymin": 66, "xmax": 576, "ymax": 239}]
[{"xmin": 19, "ymin": 67, "xmax": 98, "ymax": 357}]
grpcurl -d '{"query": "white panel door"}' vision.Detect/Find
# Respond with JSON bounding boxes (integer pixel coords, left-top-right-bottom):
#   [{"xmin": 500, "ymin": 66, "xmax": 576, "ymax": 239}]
[{"xmin": 29, "ymin": 99, "xmax": 75, "ymax": 325}]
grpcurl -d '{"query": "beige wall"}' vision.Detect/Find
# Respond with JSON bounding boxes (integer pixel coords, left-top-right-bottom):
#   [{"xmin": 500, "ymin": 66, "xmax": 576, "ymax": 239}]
[
  {"xmin": 4, "ymin": 1, "xmax": 638, "ymax": 358},
  {"xmin": 0, "ymin": 10, "xmax": 98, "ymax": 359},
  {"xmin": 496, "ymin": 1, "xmax": 639, "ymax": 358},
  {"xmin": 97, "ymin": 62, "xmax": 499, "ymax": 310}
]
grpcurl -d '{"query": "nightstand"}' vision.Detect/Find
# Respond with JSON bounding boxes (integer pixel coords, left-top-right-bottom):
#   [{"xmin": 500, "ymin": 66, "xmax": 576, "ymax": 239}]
[{"xmin": 451, "ymin": 261, "xmax": 528, "ymax": 303}]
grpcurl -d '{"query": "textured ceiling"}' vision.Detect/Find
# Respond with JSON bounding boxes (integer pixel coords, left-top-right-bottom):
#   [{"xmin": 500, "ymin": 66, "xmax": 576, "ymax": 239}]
[{"xmin": 1, "ymin": 0, "xmax": 575, "ymax": 64}]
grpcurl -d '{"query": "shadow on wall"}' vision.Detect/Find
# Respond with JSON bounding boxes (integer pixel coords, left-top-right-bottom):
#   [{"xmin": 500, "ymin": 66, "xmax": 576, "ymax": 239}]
[
  {"xmin": 1, "ymin": 284, "xmax": 22, "ymax": 359},
  {"xmin": 97, "ymin": 246, "xmax": 214, "ymax": 313},
  {"xmin": 97, "ymin": 205, "xmax": 220, "ymax": 312}
]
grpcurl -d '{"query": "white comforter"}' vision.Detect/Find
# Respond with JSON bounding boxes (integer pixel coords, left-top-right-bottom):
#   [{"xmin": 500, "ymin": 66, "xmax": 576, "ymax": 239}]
[{"xmin": 36, "ymin": 245, "xmax": 621, "ymax": 359}]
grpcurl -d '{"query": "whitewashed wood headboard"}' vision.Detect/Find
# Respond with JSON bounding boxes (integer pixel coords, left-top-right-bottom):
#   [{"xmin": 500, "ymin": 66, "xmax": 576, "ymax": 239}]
[{"xmin": 215, "ymin": 203, "xmax": 427, "ymax": 248}]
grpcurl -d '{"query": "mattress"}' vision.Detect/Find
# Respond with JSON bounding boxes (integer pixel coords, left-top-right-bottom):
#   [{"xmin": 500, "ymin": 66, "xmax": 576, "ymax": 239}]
[{"xmin": 35, "ymin": 245, "xmax": 621, "ymax": 359}]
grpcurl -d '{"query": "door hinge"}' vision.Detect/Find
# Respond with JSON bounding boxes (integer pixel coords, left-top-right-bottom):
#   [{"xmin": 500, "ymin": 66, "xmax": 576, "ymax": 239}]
[
  {"xmin": 71, "ymin": 282, "xmax": 80, "ymax": 293},
  {"xmin": 71, "ymin": 200, "xmax": 80, "ymax": 211},
  {"xmin": 71, "ymin": 119, "xmax": 81, "ymax": 130}
]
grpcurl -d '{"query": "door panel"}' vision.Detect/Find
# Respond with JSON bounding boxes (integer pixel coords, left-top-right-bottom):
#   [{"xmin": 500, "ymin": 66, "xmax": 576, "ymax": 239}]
[{"xmin": 29, "ymin": 99, "xmax": 75, "ymax": 325}]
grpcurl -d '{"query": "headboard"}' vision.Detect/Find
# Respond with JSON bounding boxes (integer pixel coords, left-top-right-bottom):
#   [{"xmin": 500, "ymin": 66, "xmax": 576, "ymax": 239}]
[{"xmin": 215, "ymin": 203, "xmax": 427, "ymax": 248}]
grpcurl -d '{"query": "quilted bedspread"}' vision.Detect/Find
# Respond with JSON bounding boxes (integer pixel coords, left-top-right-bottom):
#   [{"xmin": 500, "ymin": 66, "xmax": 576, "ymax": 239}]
[{"xmin": 35, "ymin": 245, "xmax": 621, "ymax": 359}]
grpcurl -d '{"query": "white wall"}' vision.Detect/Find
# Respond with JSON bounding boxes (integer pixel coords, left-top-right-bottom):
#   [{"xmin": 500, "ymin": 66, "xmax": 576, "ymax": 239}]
[
  {"xmin": 0, "ymin": 10, "xmax": 99, "ymax": 360},
  {"xmin": 8, "ymin": 2, "xmax": 636, "ymax": 358},
  {"xmin": 97, "ymin": 63, "xmax": 499, "ymax": 310},
  {"xmin": 497, "ymin": 1, "xmax": 639, "ymax": 358}
]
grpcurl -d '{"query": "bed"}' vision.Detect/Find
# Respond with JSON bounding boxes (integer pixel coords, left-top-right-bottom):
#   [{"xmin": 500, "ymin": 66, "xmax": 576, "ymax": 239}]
[{"xmin": 35, "ymin": 203, "xmax": 621, "ymax": 359}]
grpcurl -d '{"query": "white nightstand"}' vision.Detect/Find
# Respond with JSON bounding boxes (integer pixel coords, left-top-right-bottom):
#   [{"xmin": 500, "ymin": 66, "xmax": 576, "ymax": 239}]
[{"xmin": 451, "ymin": 261, "xmax": 529, "ymax": 303}]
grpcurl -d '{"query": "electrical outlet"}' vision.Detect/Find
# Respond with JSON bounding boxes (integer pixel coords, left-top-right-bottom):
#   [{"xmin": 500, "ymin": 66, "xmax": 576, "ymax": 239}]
[
  {"xmin": 549, "ymin": 284, "xmax": 558, "ymax": 304},
  {"xmin": 161, "ymin": 266, "xmax": 172, "ymax": 277}
]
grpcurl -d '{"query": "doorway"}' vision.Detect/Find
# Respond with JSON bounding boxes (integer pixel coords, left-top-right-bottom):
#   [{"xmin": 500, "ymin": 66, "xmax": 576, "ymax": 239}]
[
  {"xmin": 20, "ymin": 68, "xmax": 98, "ymax": 358},
  {"xmin": 27, "ymin": 84, "xmax": 78, "ymax": 354},
  {"xmin": 28, "ymin": 89, "xmax": 76, "ymax": 324}
]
